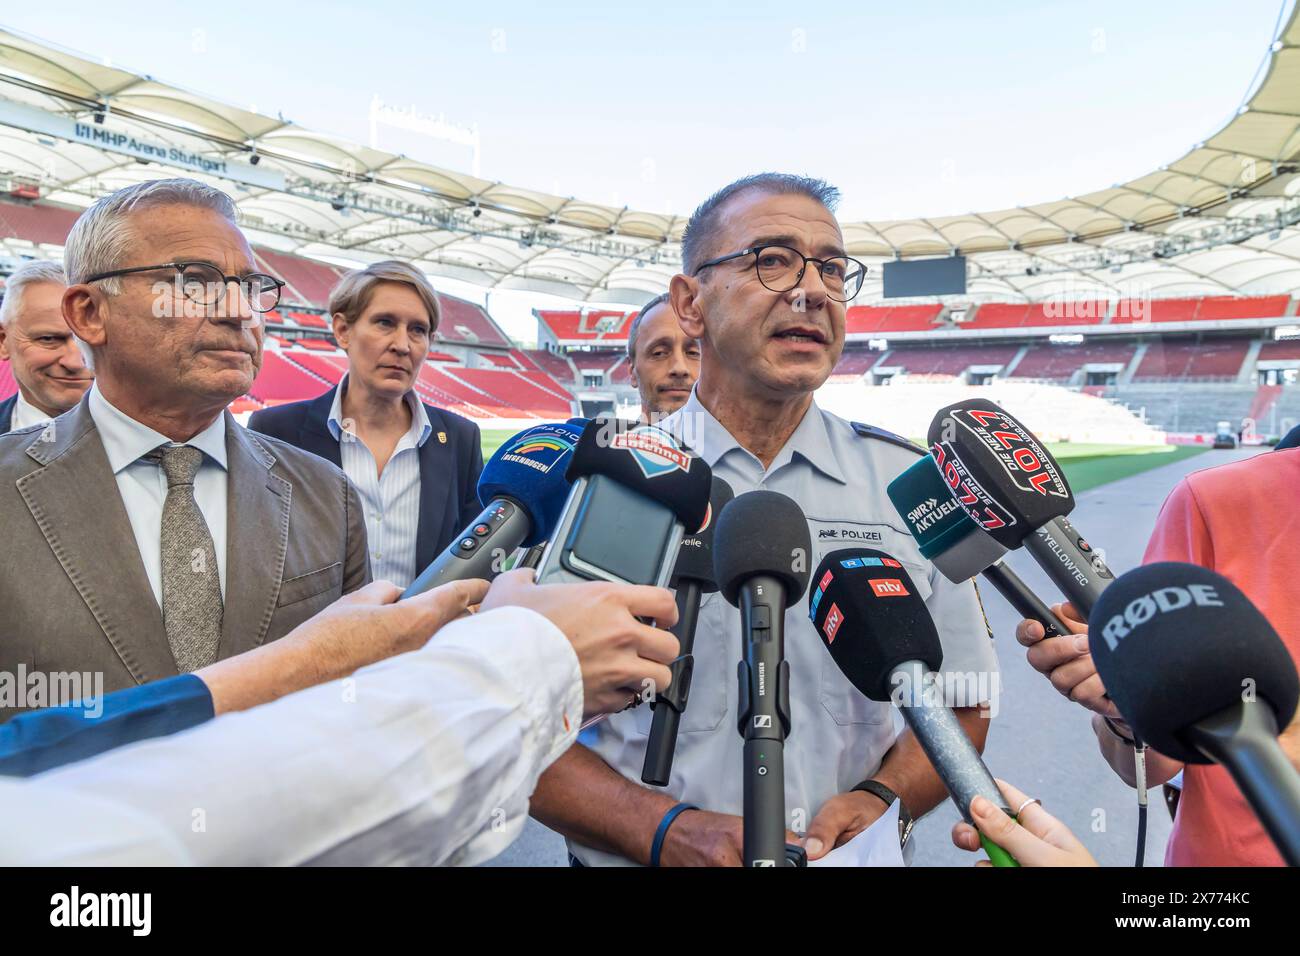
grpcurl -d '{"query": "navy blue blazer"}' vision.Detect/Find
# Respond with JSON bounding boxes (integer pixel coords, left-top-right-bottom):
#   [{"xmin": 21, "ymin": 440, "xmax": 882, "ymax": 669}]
[
  {"xmin": 0, "ymin": 394, "xmax": 15, "ymax": 434},
  {"xmin": 0, "ymin": 674, "xmax": 213, "ymax": 777},
  {"xmin": 247, "ymin": 386, "xmax": 485, "ymax": 571}
]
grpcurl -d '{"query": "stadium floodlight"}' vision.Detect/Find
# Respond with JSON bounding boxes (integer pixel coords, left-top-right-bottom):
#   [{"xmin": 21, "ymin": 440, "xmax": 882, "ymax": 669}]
[{"xmin": 1049, "ymin": 333, "xmax": 1085, "ymax": 345}]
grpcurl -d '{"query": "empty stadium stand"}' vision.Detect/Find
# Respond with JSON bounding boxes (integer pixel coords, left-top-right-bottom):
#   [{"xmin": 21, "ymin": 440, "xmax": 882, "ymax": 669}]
[
  {"xmin": 845, "ymin": 304, "xmax": 942, "ymax": 334},
  {"xmin": 517, "ymin": 349, "xmax": 576, "ymax": 383},
  {"xmin": 1131, "ymin": 338, "xmax": 1251, "ymax": 381},
  {"xmin": 1010, "ymin": 342, "xmax": 1136, "ymax": 380},
  {"xmin": 829, "ymin": 348, "xmax": 880, "ymax": 380},
  {"xmin": 537, "ymin": 310, "xmax": 632, "ymax": 343},
  {"xmin": 876, "ymin": 344, "xmax": 1020, "ymax": 376}
]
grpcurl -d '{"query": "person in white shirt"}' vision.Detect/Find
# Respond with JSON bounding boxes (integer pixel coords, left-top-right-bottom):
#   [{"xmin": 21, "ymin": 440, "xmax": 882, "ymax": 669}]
[
  {"xmin": 0, "ymin": 259, "xmax": 92, "ymax": 433},
  {"xmin": 249, "ymin": 261, "xmax": 485, "ymax": 590},
  {"xmin": 0, "ymin": 568, "xmax": 681, "ymax": 866}
]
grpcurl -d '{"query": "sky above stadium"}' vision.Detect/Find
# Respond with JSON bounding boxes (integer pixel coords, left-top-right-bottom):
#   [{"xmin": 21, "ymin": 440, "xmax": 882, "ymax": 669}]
[{"xmin": 2, "ymin": 1, "xmax": 1291, "ymax": 337}]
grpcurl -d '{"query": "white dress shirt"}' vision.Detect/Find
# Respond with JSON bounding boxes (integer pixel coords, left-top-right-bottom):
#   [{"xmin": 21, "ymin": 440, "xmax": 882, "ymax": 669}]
[
  {"xmin": 87, "ymin": 384, "xmax": 229, "ymax": 604},
  {"xmin": 328, "ymin": 375, "xmax": 430, "ymax": 589},
  {"xmin": 11, "ymin": 389, "xmax": 53, "ymax": 431},
  {"xmin": 0, "ymin": 606, "xmax": 583, "ymax": 866}
]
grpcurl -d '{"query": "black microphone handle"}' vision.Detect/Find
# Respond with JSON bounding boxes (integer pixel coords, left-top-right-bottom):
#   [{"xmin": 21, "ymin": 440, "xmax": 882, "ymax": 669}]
[
  {"xmin": 642, "ymin": 580, "xmax": 703, "ymax": 787},
  {"xmin": 1022, "ymin": 515, "xmax": 1113, "ymax": 620},
  {"xmin": 1185, "ymin": 701, "xmax": 1300, "ymax": 866},
  {"xmin": 401, "ymin": 498, "xmax": 532, "ymax": 598},
  {"xmin": 980, "ymin": 561, "xmax": 1071, "ymax": 638},
  {"xmin": 737, "ymin": 575, "xmax": 791, "ymax": 867}
]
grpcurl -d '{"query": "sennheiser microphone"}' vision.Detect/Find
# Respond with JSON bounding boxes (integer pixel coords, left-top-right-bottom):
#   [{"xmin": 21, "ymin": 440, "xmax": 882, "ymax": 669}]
[
  {"xmin": 927, "ymin": 399, "xmax": 1113, "ymax": 619},
  {"xmin": 401, "ymin": 420, "xmax": 584, "ymax": 597},
  {"xmin": 809, "ymin": 548, "xmax": 1018, "ymax": 867},
  {"xmin": 887, "ymin": 452, "xmax": 1071, "ymax": 638},
  {"xmin": 643, "ymin": 475, "xmax": 735, "ymax": 787},
  {"xmin": 713, "ymin": 490, "xmax": 811, "ymax": 867},
  {"xmin": 1091, "ymin": 562, "xmax": 1300, "ymax": 865},
  {"xmin": 536, "ymin": 418, "xmax": 712, "ymax": 589}
]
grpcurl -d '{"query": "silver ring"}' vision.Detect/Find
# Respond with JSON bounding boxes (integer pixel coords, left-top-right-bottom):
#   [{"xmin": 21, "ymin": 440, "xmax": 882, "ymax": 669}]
[{"xmin": 1015, "ymin": 797, "xmax": 1041, "ymax": 816}]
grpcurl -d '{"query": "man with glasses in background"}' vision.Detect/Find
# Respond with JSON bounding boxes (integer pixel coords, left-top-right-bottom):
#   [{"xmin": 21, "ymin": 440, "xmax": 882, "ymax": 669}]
[
  {"xmin": 0, "ymin": 178, "xmax": 371, "ymax": 720},
  {"xmin": 530, "ymin": 173, "xmax": 998, "ymax": 866}
]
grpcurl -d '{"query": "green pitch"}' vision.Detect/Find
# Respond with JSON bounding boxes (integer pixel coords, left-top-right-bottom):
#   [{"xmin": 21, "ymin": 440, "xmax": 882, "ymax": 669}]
[
  {"xmin": 1044, "ymin": 442, "xmax": 1210, "ymax": 493},
  {"xmin": 480, "ymin": 429, "xmax": 516, "ymax": 462}
]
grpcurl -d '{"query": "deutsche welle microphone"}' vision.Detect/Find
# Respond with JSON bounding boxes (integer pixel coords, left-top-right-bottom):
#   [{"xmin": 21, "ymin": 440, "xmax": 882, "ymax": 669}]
[
  {"xmin": 809, "ymin": 548, "xmax": 1018, "ymax": 867},
  {"xmin": 642, "ymin": 475, "xmax": 735, "ymax": 787},
  {"xmin": 927, "ymin": 399, "xmax": 1114, "ymax": 618},
  {"xmin": 1091, "ymin": 562, "xmax": 1300, "ymax": 865},
  {"xmin": 401, "ymin": 420, "xmax": 583, "ymax": 597},
  {"xmin": 887, "ymin": 454, "xmax": 1071, "ymax": 638},
  {"xmin": 536, "ymin": 418, "xmax": 712, "ymax": 588},
  {"xmin": 713, "ymin": 490, "xmax": 811, "ymax": 867}
]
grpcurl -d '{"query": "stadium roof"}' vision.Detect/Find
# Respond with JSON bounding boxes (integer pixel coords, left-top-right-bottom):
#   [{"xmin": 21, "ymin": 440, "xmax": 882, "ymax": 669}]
[{"xmin": 1, "ymin": 9, "xmax": 1299, "ymax": 305}]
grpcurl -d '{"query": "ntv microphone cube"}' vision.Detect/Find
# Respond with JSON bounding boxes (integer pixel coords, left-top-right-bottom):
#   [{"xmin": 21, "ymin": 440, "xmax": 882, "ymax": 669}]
[{"xmin": 808, "ymin": 548, "xmax": 943, "ymax": 702}]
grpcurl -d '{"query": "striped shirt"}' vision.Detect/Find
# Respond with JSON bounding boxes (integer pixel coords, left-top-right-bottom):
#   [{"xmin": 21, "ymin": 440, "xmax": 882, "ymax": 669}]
[{"xmin": 328, "ymin": 376, "xmax": 431, "ymax": 589}]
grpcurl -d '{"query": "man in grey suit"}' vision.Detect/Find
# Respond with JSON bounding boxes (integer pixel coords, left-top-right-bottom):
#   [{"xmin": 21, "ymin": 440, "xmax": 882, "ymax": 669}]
[{"xmin": 0, "ymin": 179, "xmax": 370, "ymax": 721}]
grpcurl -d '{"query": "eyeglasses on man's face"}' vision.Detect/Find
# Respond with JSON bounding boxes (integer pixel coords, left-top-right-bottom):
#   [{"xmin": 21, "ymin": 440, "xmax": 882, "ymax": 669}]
[
  {"xmin": 85, "ymin": 261, "xmax": 285, "ymax": 313},
  {"xmin": 692, "ymin": 244, "xmax": 867, "ymax": 302}
]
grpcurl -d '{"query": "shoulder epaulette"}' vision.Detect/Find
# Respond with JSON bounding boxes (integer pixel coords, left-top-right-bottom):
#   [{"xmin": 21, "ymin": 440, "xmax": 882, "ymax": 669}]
[{"xmin": 850, "ymin": 421, "xmax": 926, "ymax": 457}]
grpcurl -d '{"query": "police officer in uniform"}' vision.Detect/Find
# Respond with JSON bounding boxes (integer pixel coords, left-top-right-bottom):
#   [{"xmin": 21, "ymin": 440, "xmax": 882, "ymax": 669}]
[{"xmin": 529, "ymin": 173, "xmax": 999, "ymax": 866}]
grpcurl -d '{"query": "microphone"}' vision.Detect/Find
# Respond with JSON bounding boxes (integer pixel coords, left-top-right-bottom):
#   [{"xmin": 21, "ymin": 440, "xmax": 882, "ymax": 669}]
[
  {"xmin": 887, "ymin": 454, "xmax": 1072, "ymax": 637},
  {"xmin": 713, "ymin": 490, "xmax": 811, "ymax": 867},
  {"xmin": 927, "ymin": 399, "xmax": 1114, "ymax": 619},
  {"xmin": 401, "ymin": 420, "xmax": 584, "ymax": 597},
  {"xmin": 1091, "ymin": 562, "xmax": 1300, "ymax": 865},
  {"xmin": 808, "ymin": 547, "xmax": 1018, "ymax": 867},
  {"xmin": 536, "ymin": 418, "xmax": 712, "ymax": 588},
  {"xmin": 642, "ymin": 475, "xmax": 735, "ymax": 787}
]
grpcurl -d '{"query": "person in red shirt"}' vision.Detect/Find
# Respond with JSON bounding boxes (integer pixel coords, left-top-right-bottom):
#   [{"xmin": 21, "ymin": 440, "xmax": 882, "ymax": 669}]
[{"xmin": 1016, "ymin": 448, "xmax": 1300, "ymax": 866}]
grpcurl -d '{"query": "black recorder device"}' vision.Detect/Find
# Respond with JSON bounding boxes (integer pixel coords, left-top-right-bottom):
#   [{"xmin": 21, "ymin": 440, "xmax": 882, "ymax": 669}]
[{"xmin": 535, "ymin": 420, "xmax": 711, "ymax": 588}]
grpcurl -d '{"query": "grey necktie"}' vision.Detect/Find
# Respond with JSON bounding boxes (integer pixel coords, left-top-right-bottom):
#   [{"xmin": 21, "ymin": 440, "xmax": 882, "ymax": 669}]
[{"xmin": 147, "ymin": 445, "xmax": 223, "ymax": 672}]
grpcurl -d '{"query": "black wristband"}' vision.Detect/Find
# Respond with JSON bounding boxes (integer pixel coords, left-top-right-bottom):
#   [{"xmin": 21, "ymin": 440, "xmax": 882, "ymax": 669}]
[{"xmin": 851, "ymin": 780, "xmax": 914, "ymax": 848}]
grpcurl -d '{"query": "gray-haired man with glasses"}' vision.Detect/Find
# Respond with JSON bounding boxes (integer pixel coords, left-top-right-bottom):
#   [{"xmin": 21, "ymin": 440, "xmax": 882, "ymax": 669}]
[
  {"xmin": 0, "ymin": 178, "xmax": 371, "ymax": 721},
  {"xmin": 530, "ymin": 173, "xmax": 997, "ymax": 866}
]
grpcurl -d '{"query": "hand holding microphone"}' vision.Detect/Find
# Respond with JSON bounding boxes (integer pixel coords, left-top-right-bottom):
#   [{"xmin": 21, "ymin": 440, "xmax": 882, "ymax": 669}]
[
  {"xmin": 480, "ymin": 569, "xmax": 680, "ymax": 719},
  {"xmin": 1014, "ymin": 601, "xmax": 1120, "ymax": 719},
  {"xmin": 950, "ymin": 779, "xmax": 1098, "ymax": 867}
]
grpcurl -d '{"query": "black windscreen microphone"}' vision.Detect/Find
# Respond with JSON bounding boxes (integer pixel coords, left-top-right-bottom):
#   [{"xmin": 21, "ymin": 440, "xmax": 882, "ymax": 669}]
[
  {"xmin": 713, "ymin": 490, "xmax": 811, "ymax": 867},
  {"xmin": 536, "ymin": 418, "xmax": 711, "ymax": 589},
  {"xmin": 1091, "ymin": 562, "xmax": 1300, "ymax": 865},
  {"xmin": 927, "ymin": 399, "xmax": 1113, "ymax": 619},
  {"xmin": 642, "ymin": 475, "xmax": 734, "ymax": 787},
  {"xmin": 808, "ymin": 548, "xmax": 1018, "ymax": 867}
]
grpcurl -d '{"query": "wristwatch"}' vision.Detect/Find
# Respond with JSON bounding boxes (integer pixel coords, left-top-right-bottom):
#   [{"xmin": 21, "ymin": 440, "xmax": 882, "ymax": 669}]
[{"xmin": 852, "ymin": 779, "xmax": 914, "ymax": 849}]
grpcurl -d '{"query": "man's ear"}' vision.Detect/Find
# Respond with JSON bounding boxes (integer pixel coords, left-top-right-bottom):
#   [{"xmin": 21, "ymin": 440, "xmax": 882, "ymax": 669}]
[
  {"xmin": 62, "ymin": 285, "xmax": 107, "ymax": 351},
  {"xmin": 0, "ymin": 323, "xmax": 9, "ymax": 362},
  {"xmin": 669, "ymin": 273, "xmax": 704, "ymax": 340},
  {"xmin": 627, "ymin": 360, "xmax": 639, "ymax": 389}
]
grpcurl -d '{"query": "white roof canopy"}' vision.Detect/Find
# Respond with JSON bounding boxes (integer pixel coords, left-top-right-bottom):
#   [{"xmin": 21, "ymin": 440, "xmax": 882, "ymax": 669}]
[{"xmin": 1, "ymin": 11, "xmax": 1298, "ymax": 305}]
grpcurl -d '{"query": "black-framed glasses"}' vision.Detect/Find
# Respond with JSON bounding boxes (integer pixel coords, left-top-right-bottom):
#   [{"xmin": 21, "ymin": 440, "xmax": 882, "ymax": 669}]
[
  {"xmin": 85, "ymin": 261, "xmax": 285, "ymax": 313},
  {"xmin": 693, "ymin": 244, "xmax": 866, "ymax": 301}
]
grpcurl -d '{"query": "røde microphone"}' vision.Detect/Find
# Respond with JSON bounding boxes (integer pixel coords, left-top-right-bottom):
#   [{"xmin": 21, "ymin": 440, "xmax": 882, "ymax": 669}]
[
  {"xmin": 536, "ymin": 418, "xmax": 712, "ymax": 588},
  {"xmin": 642, "ymin": 475, "xmax": 735, "ymax": 787},
  {"xmin": 713, "ymin": 490, "xmax": 811, "ymax": 867},
  {"xmin": 887, "ymin": 454, "xmax": 1071, "ymax": 638},
  {"xmin": 809, "ymin": 548, "xmax": 1018, "ymax": 867},
  {"xmin": 1091, "ymin": 562, "xmax": 1300, "ymax": 865},
  {"xmin": 402, "ymin": 420, "xmax": 583, "ymax": 597},
  {"xmin": 927, "ymin": 398, "xmax": 1113, "ymax": 618}
]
